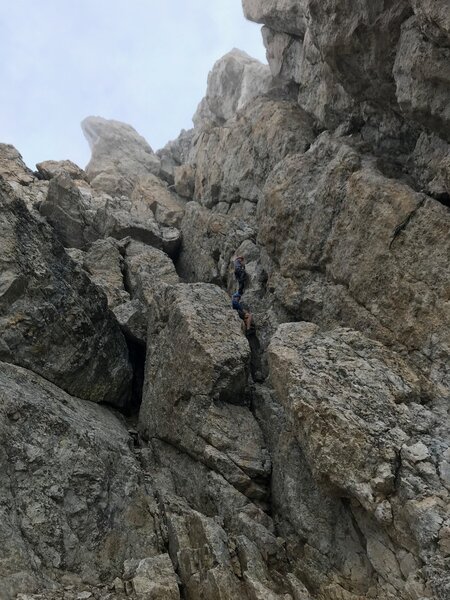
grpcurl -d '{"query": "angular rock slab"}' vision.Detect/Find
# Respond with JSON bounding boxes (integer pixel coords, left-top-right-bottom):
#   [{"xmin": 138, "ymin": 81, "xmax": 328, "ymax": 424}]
[
  {"xmin": 0, "ymin": 144, "xmax": 35, "ymax": 186},
  {"xmin": 131, "ymin": 175, "xmax": 185, "ymax": 228},
  {"xmin": 0, "ymin": 181, "xmax": 132, "ymax": 406},
  {"xmin": 139, "ymin": 283, "xmax": 251, "ymax": 458},
  {"xmin": 36, "ymin": 160, "xmax": 88, "ymax": 181},
  {"xmin": 82, "ymin": 116, "xmax": 161, "ymax": 196},
  {"xmin": 40, "ymin": 173, "xmax": 99, "ymax": 250},
  {"xmin": 93, "ymin": 195, "xmax": 181, "ymax": 258},
  {"xmin": 268, "ymin": 323, "xmax": 425, "ymax": 509},
  {"xmin": 259, "ymin": 134, "xmax": 450, "ymax": 389},
  {"xmin": 394, "ymin": 15, "xmax": 450, "ymax": 140},
  {"xmin": 123, "ymin": 554, "xmax": 180, "ymax": 600},
  {"xmin": 268, "ymin": 322, "xmax": 449, "ymax": 598},
  {"xmin": 193, "ymin": 49, "xmax": 273, "ymax": 129},
  {"xmin": 0, "ymin": 362, "xmax": 161, "ymax": 600}
]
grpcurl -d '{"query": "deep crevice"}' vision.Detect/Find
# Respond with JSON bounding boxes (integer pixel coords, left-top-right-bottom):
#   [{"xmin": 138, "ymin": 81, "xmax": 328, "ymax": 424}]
[{"xmin": 124, "ymin": 336, "xmax": 146, "ymax": 417}]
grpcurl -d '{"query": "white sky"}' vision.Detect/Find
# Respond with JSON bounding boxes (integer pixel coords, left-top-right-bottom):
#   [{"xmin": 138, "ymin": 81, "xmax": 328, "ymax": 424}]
[{"xmin": 0, "ymin": 1, "xmax": 266, "ymax": 169}]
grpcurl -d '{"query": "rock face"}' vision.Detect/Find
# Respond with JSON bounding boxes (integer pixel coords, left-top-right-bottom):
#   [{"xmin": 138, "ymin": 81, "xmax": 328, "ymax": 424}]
[
  {"xmin": 257, "ymin": 133, "xmax": 450, "ymax": 389},
  {"xmin": 2, "ymin": 1, "xmax": 450, "ymax": 599},
  {"xmin": 190, "ymin": 97, "xmax": 315, "ymax": 208},
  {"xmin": 0, "ymin": 180, "xmax": 132, "ymax": 406},
  {"xmin": 36, "ymin": 160, "xmax": 88, "ymax": 181},
  {"xmin": 193, "ymin": 49, "xmax": 273, "ymax": 128},
  {"xmin": 0, "ymin": 361, "xmax": 163, "ymax": 600},
  {"xmin": 39, "ymin": 173, "xmax": 99, "ymax": 249},
  {"xmin": 139, "ymin": 283, "xmax": 250, "ymax": 441},
  {"xmin": 82, "ymin": 116, "xmax": 161, "ymax": 195},
  {"xmin": 267, "ymin": 323, "xmax": 449, "ymax": 599}
]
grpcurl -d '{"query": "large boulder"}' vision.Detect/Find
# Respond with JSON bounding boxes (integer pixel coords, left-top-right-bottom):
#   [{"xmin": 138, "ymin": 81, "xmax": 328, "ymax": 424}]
[
  {"xmin": 36, "ymin": 160, "xmax": 88, "ymax": 182},
  {"xmin": 0, "ymin": 144, "xmax": 35, "ymax": 186},
  {"xmin": 131, "ymin": 174, "xmax": 185, "ymax": 228},
  {"xmin": 268, "ymin": 323, "xmax": 449, "ymax": 599},
  {"xmin": 139, "ymin": 283, "xmax": 250, "ymax": 435},
  {"xmin": 81, "ymin": 238, "xmax": 130, "ymax": 309},
  {"xmin": 93, "ymin": 194, "xmax": 181, "ymax": 258},
  {"xmin": 193, "ymin": 49, "xmax": 273, "ymax": 129},
  {"xmin": 115, "ymin": 240, "xmax": 180, "ymax": 343},
  {"xmin": 138, "ymin": 283, "xmax": 269, "ymax": 498},
  {"xmin": 0, "ymin": 361, "xmax": 163, "ymax": 599},
  {"xmin": 39, "ymin": 173, "xmax": 99, "ymax": 249},
  {"xmin": 0, "ymin": 180, "xmax": 132, "ymax": 406},
  {"xmin": 81, "ymin": 117, "xmax": 161, "ymax": 195}
]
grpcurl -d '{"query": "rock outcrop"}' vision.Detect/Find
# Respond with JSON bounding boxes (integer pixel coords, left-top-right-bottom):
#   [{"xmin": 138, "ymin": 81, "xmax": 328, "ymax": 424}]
[
  {"xmin": 81, "ymin": 117, "xmax": 161, "ymax": 195},
  {"xmin": 193, "ymin": 49, "xmax": 273, "ymax": 128},
  {"xmin": 0, "ymin": 180, "xmax": 131, "ymax": 406},
  {"xmin": 1, "ymin": 1, "xmax": 449, "ymax": 599},
  {"xmin": 0, "ymin": 361, "xmax": 163, "ymax": 600}
]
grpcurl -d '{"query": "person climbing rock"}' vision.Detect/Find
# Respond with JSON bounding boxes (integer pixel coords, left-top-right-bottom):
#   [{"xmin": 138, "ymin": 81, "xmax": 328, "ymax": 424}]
[
  {"xmin": 234, "ymin": 255, "xmax": 247, "ymax": 295},
  {"xmin": 242, "ymin": 309, "xmax": 255, "ymax": 335},
  {"xmin": 231, "ymin": 291, "xmax": 245, "ymax": 320}
]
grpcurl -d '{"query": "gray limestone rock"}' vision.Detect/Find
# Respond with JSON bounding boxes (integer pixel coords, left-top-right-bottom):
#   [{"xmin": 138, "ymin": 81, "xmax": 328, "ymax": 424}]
[
  {"xmin": 394, "ymin": 15, "xmax": 450, "ymax": 140},
  {"xmin": 93, "ymin": 194, "xmax": 181, "ymax": 258},
  {"xmin": 268, "ymin": 323, "xmax": 449, "ymax": 599},
  {"xmin": 123, "ymin": 555, "xmax": 180, "ymax": 599},
  {"xmin": 81, "ymin": 117, "xmax": 161, "ymax": 195},
  {"xmin": 174, "ymin": 165, "xmax": 195, "ymax": 199},
  {"xmin": 0, "ymin": 361, "xmax": 162, "ymax": 599},
  {"xmin": 242, "ymin": 0, "xmax": 308, "ymax": 37},
  {"xmin": 82, "ymin": 238, "xmax": 130, "ymax": 309},
  {"xmin": 36, "ymin": 160, "xmax": 88, "ymax": 181},
  {"xmin": 40, "ymin": 173, "xmax": 99, "ymax": 249},
  {"xmin": 193, "ymin": 49, "xmax": 273, "ymax": 129},
  {"xmin": 131, "ymin": 174, "xmax": 185, "ymax": 228},
  {"xmin": 0, "ymin": 180, "xmax": 132, "ymax": 406},
  {"xmin": 123, "ymin": 239, "xmax": 179, "ymax": 307},
  {"xmin": 191, "ymin": 97, "xmax": 315, "ymax": 207},
  {"xmin": 177, "ymin": 201, "xmax": 256, "ymax": 285},
  {"xmin": 258, "ymin": 134, "xmax": 450, "ymax": 389},
  {"xmin": 0, "ymin": 144, "xmax": 35, "ymax": 186},
  {"xmin": 139, "ymin": 283, "xmax": 250, "ymax": 440}
]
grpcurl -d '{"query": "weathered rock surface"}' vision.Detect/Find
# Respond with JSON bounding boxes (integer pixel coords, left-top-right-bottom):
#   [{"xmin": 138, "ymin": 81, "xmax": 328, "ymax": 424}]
[
  {"xmin": 82, "ymin": 117, "xmax": 161, "ymax": 195},
  {"xmin": 131, "ymin": 175, "xmax": 185, "ymax": 228},
  {"xmin": 0, "ymin": 362, "xmax": 162, "ymax": 600},
  {"xmin": 139, "ymin": 283, "xmax": 250, "ymax": 439},
  {"xmin": 81, "ymin": 238, "xmax": 130, "ymax": 309},
  {"xmin": 0, "ymin": 144, "xmax": 35, "ymax": 186},
  {"xmin": 0, "ymin": 180, "xmax": 132, "ymax": 406},
  {"xmin": 267, "ymin": 323, "xmax": 449, "ymax": 599},
  {"xmin": 394, "ymin": 15, "xmax": 450, "ymax": 139},
  {"xmin": 190, "ymin": 97, "xmax": 315, "ymax": 207},
  {"xmin": 39, "ymin": 173, "xmax": 99, "ymax": 249},
  {"xmin": 193, "ymin": 49, "xmax": 273, "ymax": 128},
  {"xmin": 157, "ymin": 129, "xmax": 196, "ymax": 184},
  {"xmin": 3, "ymin": 2, "xmax": 450, "ymax": 599},
  {"xmin": 93, "ymin": 194, "xmax": 181, "ymax": 258},
  {"xmin": 123, "ymin": 554, "xmax": 180, "ymax": 599},
  {"xmin": 36, "ymin": 160, "xmax": 88, "ymax": 181},
  {"xmin": 177, "ymin": 202, "xmax": 256, "ymax": 285},
  {"xmin": 258, "ymin": 133, "xmax": 450, "ymax": 389}
]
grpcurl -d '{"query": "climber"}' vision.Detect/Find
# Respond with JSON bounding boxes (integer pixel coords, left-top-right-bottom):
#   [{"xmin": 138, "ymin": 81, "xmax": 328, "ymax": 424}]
[
  {"xmin": 242, "ymin": 309, "xmax": 255, "ymax": 335},
  {"xmin": 231, "ymin": 292, "xmax": 245, "ymax": 320},
  {"xmin": 234, "ymin": 255, "xmax": 247, "ymax": 295}
]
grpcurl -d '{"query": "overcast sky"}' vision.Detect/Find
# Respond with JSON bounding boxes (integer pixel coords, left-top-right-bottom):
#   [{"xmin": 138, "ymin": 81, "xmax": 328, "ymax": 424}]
[{"xmin": 0, "ymin": 1, "xmax": 266, "ymax": 169}]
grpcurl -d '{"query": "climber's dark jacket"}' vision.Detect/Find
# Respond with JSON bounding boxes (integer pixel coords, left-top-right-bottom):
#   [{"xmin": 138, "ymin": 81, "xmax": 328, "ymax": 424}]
[
  {"xmin": 234, "ymin": 257, "xmax": 247, "ymax": 294},
  {"xmin": 231, "ymin": 293, "xmax": 245, "ymax": 319}
]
